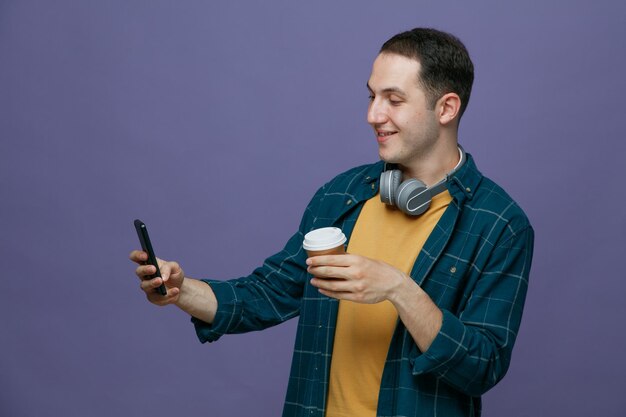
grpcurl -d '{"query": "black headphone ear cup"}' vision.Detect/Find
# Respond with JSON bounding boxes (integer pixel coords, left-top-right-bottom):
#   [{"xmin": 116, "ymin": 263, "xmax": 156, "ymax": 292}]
[
  {"xmin": 396, "ymin": 179, "xmax": 431, "ymax": 215},
  {"xmin": 380, "ymin": 170, "xmax": 402, "ymax": 206}
]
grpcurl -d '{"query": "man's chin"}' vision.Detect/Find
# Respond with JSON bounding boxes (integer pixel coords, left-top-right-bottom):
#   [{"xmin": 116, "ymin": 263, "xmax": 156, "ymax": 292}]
[{"xmin": 378, "ymin": 150, "xmax": 399, "ymax": 164}]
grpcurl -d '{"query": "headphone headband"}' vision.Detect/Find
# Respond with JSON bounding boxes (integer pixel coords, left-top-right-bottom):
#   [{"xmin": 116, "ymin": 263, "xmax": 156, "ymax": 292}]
[{"xmin": 428, "ymin": 146, "xmax": 466, "ymax": 196}]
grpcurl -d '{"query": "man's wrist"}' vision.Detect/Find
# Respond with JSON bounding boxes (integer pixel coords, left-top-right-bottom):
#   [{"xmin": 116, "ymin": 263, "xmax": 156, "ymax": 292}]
[
  {"xmin": 387, "ymin": 272, "xmax": 419, "ymax": 306},
  {"xmin": 174, "ymin": 273, "xmax": 191, "ymax": 308}
]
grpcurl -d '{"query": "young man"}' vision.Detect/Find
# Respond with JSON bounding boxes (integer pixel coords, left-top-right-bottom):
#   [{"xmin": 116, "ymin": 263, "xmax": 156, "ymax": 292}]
[{"xmin": 131, "ymin": 28, "xmax": 534, "ymax": 417}]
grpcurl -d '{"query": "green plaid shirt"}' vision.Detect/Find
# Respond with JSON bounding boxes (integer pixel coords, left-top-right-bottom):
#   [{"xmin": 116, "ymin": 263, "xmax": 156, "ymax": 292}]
[{"xmin": 193, "ymin": 153, "xmax": 534, "ymax": 417}]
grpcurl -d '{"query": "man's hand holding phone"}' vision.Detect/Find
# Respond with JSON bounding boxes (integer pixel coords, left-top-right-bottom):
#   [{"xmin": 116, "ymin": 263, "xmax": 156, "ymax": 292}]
[
  {"xmin": 130, "ymin": 250, "xmax": 185, "ymax": 306},
  {"xmin": 131, "ymin": 219, "xmax": 185, "ymax": 306},
  {"xmin": 130, "ymin": 219, "xmax": 218, "ymax": 322}
]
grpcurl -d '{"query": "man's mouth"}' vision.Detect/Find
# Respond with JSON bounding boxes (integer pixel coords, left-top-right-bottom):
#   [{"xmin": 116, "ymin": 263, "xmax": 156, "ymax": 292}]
[{"xmin": 376, "ymin": 130, "xmax": 397, "ymax": 142}]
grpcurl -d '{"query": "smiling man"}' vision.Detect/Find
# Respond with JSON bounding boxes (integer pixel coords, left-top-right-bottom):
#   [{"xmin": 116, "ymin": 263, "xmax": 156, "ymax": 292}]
[{"xmin": 131, "ymin": 28, "xmax": 534, "ymax": 417}]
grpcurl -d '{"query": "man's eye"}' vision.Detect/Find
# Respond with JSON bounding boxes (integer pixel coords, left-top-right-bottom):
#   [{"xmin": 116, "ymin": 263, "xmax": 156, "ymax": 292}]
[
  {"xmin": 368, "ymin": 95, "xmax": 375, "ymax": 101},
  {"xmin": 390, "ymin": 100, "xmax": 402, "ymax": 105}
]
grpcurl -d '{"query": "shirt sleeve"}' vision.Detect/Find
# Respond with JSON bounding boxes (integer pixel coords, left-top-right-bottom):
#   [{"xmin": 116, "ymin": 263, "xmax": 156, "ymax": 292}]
[
  {"xmin": 191, "ymin": 182, "xmax": 330, "ymax": 343},
  {"xmin": 191, "ymin": 229, "xmax": 310, "ymax": 342},
  {"xmin": 410, "ymin": 224, "xmax": 534, "ymax": 396}
]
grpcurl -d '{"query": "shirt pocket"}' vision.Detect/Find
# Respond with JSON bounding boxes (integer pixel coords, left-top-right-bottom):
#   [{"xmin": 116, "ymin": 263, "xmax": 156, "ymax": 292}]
[{"xmin": 423, "ymin": 256, "xmax": 472, "ymax": 311}]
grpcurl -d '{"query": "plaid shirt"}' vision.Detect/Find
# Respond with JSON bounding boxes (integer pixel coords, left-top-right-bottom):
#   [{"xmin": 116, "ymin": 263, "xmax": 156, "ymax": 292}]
[{"xmin": 193, "ymin": 153, "xmax": 534, "ymax": 417}]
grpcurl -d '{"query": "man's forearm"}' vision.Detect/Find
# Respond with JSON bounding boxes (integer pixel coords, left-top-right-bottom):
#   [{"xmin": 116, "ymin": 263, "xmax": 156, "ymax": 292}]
[
  {"xmin": 389, "ymin": 277, "xmax": 443, "ymax": 353},
  {"xmin": 175, "ymin": 277, "xmax": 218, "ymax": 324}
]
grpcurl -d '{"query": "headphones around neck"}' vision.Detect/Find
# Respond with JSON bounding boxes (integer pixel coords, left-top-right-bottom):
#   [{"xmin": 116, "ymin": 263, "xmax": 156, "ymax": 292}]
[{"xmin": 379, "ymin": 147, "xmax": 466, "ymax": 216}]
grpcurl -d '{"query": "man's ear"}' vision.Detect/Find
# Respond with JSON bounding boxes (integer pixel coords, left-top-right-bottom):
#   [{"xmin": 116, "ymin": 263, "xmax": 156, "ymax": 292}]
[{"xmin": 436, "ymin": 93, "xmax": 461, "ymax": 126}]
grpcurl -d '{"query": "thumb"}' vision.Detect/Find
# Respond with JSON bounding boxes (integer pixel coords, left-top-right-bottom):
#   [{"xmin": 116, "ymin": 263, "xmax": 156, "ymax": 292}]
[{"xmin": 159, "ymin": 261, "xmax": 172, "ymax": 282}]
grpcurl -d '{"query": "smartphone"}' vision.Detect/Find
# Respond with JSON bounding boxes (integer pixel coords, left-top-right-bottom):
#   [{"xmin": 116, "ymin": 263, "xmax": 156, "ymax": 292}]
[{"xmin": 134, "ymin": 219, "xmax": 167, "ymax": 296}]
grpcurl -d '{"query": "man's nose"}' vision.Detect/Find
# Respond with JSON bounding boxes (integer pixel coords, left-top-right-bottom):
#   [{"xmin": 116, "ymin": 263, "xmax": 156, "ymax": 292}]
[{"xmin": 367, "ymin": 100, "xmax": 387, "ymax": 125}]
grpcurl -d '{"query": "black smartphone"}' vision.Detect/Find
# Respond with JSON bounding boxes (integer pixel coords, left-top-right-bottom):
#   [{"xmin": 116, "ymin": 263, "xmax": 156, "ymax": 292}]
[{"xmin": 134, "ymin": 219, "xmax": 167, "ymax": 296}]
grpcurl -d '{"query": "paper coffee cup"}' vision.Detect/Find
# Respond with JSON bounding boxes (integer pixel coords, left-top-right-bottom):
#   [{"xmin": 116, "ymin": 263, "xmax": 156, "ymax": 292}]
[{"xmin": 303, "ymin": 227, "xmax": 347, "ymax": 257}]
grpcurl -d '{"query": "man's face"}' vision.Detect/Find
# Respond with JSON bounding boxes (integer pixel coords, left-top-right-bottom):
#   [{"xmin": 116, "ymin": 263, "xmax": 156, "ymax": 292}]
[{"xmin": 367, "ymin": 53, "xmax": 439, "ymax": 169}]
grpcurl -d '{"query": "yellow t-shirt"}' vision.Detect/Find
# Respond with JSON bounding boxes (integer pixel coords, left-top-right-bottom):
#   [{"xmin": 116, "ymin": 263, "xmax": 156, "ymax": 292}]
[{"xmin": 325, "ymin": 191, "xmax": 452, "ymax": 417}]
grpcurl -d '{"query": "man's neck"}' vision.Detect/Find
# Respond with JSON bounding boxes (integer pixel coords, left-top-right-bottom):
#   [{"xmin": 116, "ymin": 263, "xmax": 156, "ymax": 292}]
[{"xmin": 400, "ymin": 140, "xmax": 461, "ymax": 186}]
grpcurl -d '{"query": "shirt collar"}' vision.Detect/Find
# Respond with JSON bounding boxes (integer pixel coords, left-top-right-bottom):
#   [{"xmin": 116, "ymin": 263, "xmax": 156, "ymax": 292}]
[{"xmin": 447, "ymin": 152, "xmax": 482, "ymax": 204}]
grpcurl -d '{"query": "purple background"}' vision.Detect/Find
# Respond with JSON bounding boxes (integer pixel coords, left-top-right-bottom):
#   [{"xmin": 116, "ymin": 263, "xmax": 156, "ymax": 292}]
[{"xmin": 2, "ymin": 1, "xmax": 625, "ymax": 416}]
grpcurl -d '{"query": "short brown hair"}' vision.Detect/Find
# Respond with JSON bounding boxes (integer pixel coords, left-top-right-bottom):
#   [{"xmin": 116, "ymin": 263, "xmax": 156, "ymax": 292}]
[{"xmin": 380, "ymin": 28, "xmax": 474, "ymax": 118}]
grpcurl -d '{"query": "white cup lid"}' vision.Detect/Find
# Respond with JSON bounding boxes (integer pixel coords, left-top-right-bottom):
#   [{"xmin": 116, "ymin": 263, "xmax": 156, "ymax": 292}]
[{"xmin": 302, "ymin": 227, "xmax": 347, "ymax": 251}]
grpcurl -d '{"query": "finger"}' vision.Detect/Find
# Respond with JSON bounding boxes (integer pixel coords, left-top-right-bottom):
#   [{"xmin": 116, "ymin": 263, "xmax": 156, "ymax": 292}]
[
  {"xmin": 159, "ymin": 262, "xmax": 171, "ymax": 282},
  {"xmin": 140, "ymin": 277, "xmax": 164, "ymax": 292},
  {"xmin": 169, "ymin": 261, "xmax": 181, "ymax": 275},
  {"xmin": 316, "ymin": 288, "xmax": 352, "ymax": 300},
  {"xmin": 148, "ymin": 287, "xmax": 180, "ymax": 305},
  {"xmin": 160, "ymin": 261, "xmax": 181, "ymax": 283},
  {"xmin": 135, "ymin": 264, "xmax": 157, "ymax": 279},
  {"xmin": 129, "ymin": 250, "xmax": 148, "ymax": 264},
  {"xmin": 306, "ymin": 254, "xmax": 355, "ymax": 267},
  {"xmin": 310, "ymin": 277, "xmax": 351, "ymax": 292},
  {"xmin": 307, "ymin": 265, "xmax": 350, "ymax": 280},
  {"xmin": 318, "ymin": 286, "xmax": 371, "ymax": 304}
]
